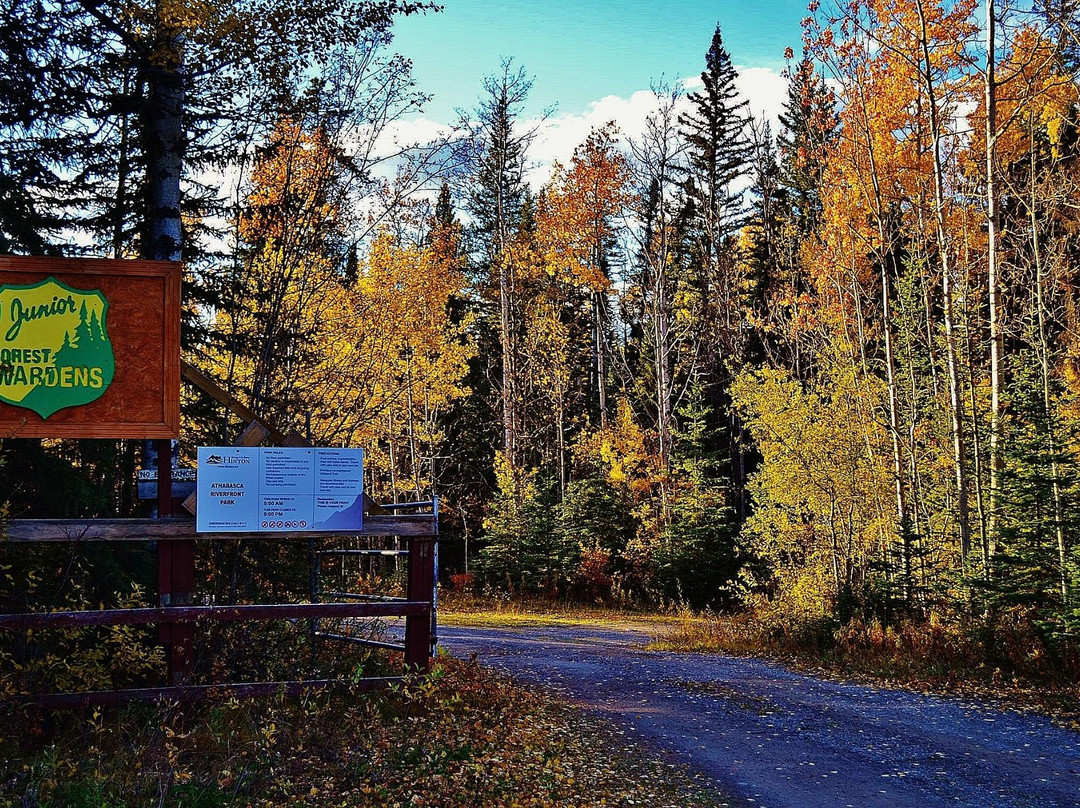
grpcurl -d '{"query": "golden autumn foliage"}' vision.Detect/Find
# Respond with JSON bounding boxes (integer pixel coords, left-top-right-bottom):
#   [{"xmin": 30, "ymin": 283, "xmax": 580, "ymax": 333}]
[
  {"xmin": 574, "ymin": 399, "xmax": 663, "ymax": 501},
  {"xmin": 537, "ymin": 122, "xmax": 631, "ymax": 293},
  {"xmin": 808, "ymin": 0, "xmax": 977, "ymax": 313},
  {"xmin": 732, "ymin": 362, "xmax": 895, "ymax": 616},
  {"xmin": 200, "ymin": 118, "xmax": 472, "ymax": 498}
]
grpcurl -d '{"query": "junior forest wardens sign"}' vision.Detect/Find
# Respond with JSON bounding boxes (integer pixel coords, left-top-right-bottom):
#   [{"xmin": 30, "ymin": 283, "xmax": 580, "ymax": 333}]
[
  {"xmin": 0, "ymin": 276, "xmax": 115, "ymax": 417},
  {"xmin": 0, "ymin": 257, "xmax": 180, "ymax": 439}
]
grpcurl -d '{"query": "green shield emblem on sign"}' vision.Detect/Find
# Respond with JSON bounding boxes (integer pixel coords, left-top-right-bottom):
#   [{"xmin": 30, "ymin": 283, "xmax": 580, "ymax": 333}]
[{"xmin": 0, "ymin": 276, "xmax": 116, "ymax": 418}]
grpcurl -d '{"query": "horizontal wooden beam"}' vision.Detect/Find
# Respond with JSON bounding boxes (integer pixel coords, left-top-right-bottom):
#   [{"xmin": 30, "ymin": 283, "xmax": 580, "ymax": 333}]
[
  {"xmin": 0, "ymin": 601, "xmax": 430, "ymax": 631},
  {"xmin": 29, "ymin": 676, "xmax": 405, "ymax": 709},
  {"xmin": 3, "ymin": 516, "xmax": 438, "ymax": 542}
]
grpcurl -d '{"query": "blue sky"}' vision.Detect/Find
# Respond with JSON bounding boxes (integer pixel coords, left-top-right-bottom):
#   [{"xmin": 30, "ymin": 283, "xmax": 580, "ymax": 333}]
[{"xmin": 391, "ymin": 0, "xmax": 812, "ymax": 122}]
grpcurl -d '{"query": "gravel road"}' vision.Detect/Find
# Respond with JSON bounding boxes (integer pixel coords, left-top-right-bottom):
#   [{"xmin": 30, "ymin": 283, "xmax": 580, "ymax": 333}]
[{"xmin": 438, "ymin": 622, "xmax": 1080, "ymax": 808}]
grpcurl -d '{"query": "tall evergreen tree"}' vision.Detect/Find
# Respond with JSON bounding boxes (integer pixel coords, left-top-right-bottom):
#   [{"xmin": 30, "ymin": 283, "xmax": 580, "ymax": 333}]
[
  {"xmin": 777, "ymin": 52, "xmax": 837, "ymax": 234},
  {"xmin": 677, "ymin": 25, "xmax": 753, "ymax": 517},
  {"xmin": 467, "ymin": 59, "xmax": 535, "ymax": 475},
  {"xmin": 679, "ymin": 24, "xmax": 753, "ymax": 258},
  {"xmin": 760, "ymin": 52, "xmax": 836, "ymax": 380},
  {"xmin": 986, "ymin": 350, "xmax": 1079, "ymax": 642}
]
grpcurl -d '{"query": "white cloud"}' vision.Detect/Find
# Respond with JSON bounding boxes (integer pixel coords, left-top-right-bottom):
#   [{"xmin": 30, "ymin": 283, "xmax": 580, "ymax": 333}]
[
  {"xmin": 735, "ymin": 66, "xmax": 788, "ymax": 133},
  {"xmin": 371, "ymin": 117, "xmax": 456, "ymax": 156},
  {"xmin": 527, "ymin": 87, "xmax": 669, "ymax": 183},
  {"xmin": 213, "ymin": 64, "xmax": 792, "ymax": 223},
  {"xmin": 523, "ymin": 65, "xmax": 788, "ymax": 186}
]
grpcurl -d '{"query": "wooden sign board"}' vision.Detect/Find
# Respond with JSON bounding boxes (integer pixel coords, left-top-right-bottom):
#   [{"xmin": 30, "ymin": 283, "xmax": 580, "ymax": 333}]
[{"xmin": 0, "ymin": 256, "xmax": 180, "ymax": 438}]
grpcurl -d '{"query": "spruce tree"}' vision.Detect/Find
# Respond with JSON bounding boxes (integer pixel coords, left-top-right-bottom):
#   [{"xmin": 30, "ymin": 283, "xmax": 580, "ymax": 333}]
[
  {"xmin": 679, "ymin": 24, "xmax": 752, "ymax": 254},
  {"xmin": 744, "ymin": 120, "xmax": 782, "ymax": 355},
  {"xmin": 987, "ymin": 351, "xmax": 1079, "ymax": 644},
  {"xmin": 658, "ymin": 381, "xmax": 743, "ymax": 609},
  {"xmin": 467, "ymin": 60, "xmax": 535, "ymax": 474},
  {"xmin": 676, "ymin": 25, "xmax": 754, "ymax": 520},
  {"xmin": 777, "ymin": 53, "xmax": 837, "ymax": 234}
]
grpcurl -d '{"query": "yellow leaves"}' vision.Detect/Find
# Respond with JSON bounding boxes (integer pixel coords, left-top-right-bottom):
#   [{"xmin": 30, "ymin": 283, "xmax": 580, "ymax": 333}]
[
  {"xmin": 814, "ymin": 0, "xmax": 980, "ymax": 292},
  {"xmin": 985, "ymin": 26, "xmax": 1078, "ymax": 165},
  {"xmin": 574, "ymin": 400, "xmax": 663, "ymax": 503},
  {"xmin": 733, "ymin": 364, "xmax": 894, "ymax": 603},
  {"xmin": 241, "ymin": 120, "xmax": 343, "ymax": 246},
  {"xmin": 200, "ymin": 117, "xmax": 473, "ymax": 470},
  {"xmin": 155, "ymin": 0, "xmax": 219, "ymax": 32}
]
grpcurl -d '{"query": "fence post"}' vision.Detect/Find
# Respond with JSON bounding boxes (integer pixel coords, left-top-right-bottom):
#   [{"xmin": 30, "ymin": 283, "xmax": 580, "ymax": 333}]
[
  {"xmin": 404, "ymin": 536, "xmax": 435, "ymax": 672},
  {"xmin": 156, "ymin": 438, "xmax": 194, "ymax": 685}
]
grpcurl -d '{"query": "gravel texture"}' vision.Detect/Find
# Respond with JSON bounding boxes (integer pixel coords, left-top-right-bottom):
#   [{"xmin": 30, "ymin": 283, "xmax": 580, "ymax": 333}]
[{"xmin": 439, "ymin": 623, "xmax": 1080, "ymax": 808}]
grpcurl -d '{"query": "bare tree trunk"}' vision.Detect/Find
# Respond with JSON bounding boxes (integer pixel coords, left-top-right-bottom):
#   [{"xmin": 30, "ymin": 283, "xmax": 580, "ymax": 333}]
[
  {"xmin": 964, "ymin": 287, "xmax": 990, "ymax": 566},
  {"xmin": 986, "ymin": 0, "xmax": 1004, "ymax": 564},
  {"xmin": 916, "ymin": 0, "xmax": 972, "ymax": 561},
  {"xmin": 144, "ymin": 35, "xmax": 184, "ymax": 264},
  {"xmin": 655, "ymin": 269, "xmax": 673, "ymax": 471},
  {"xmin": 405, "ymin": 350, "xmax": 420, "ymax": 499},
  {"xmin": 850, "ymin": 78, "xmax": 911, "ymax": 587},
  {"xmin": 498, "ymin": 237, "xmax": 517, "ymax": 476},
  {"xmin": 557, "ymin": 393, "xmax": 566, "ymax": 499},
  {"xmin": 594, "ymin": 289, "xmax": 608, "ymax": 430},
  {"xmin": 883, "ymin": 260, "xmax": 912, "ymax": 598},
  {"xmin": 958, "ymin": 220, "xmax": 990, "ymax": 567},
  {"xmin": 388, "ymin": 409, "xmax": 399, "ymax": 503},
  {"xmin": 114, "ymin": 69, "xmax": 132, "ymax": 259}
]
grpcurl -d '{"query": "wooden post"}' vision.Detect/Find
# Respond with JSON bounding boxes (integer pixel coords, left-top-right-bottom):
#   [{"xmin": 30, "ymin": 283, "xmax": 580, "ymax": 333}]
[
  {"xmin": 308, "ymin": 536, "xmax": 320, "ymax": 667},
  {"xmin": 156, "ymin": 438, "xmax": 195, "ymax": 685},
  {"xmin": 404, "ymin": 537, "xmax": 435, "ymax": 672}
]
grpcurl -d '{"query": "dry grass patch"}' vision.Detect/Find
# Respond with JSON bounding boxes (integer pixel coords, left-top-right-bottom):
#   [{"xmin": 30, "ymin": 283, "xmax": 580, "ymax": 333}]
[
  {"xmin": 439, "ymin": 594, "xmax": 677, "ymax": 633},
  {"xmin": 649, "ymin": 611, "xmax": 1080, "ymax": 727}
]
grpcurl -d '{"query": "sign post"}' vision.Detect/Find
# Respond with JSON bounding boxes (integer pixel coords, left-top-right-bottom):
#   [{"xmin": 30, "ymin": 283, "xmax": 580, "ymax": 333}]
[{"xmin": 0, "ymin": 255, "xmax": 185, "ymax": 681}]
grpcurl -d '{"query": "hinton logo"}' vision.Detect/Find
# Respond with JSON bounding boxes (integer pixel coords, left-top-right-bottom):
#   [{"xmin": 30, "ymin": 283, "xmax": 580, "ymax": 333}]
[{"xmin": 0, "ymin": 276, "xmax": 115, "ymax": 418}]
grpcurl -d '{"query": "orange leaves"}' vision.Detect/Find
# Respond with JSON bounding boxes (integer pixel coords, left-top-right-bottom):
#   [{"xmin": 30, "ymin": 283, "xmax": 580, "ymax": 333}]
[
  {"xmin": 805, "ymin": 0, "xmax": 980, "ymax": 330},
  {"xmin": 972, "ymin": 26, "xmax": 1077, "ymax": 167},
  {"xmin": 536, "ymin": 122, "xmax": 630, "ymax": 293},
  {"xmin": 240, "ymin": 119, "xmax": 343, "ymax": 247}
]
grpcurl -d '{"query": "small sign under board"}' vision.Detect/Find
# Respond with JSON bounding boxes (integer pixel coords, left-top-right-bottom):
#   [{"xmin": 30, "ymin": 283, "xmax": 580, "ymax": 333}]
[{"xmin": 196, "ymin": 447, "xmax": 364, "ymax": 533}]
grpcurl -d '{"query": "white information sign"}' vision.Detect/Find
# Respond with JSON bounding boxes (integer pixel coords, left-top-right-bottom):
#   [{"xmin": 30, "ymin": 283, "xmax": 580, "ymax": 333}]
[{"xmin": 196, "ymin": 447, "xmax": 364, "ymax": 533}]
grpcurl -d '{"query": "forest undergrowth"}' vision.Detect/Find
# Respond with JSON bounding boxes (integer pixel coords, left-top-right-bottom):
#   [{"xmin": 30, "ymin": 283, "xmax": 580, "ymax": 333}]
[{"xmin": 651, "ymin": 609, "xmax": 1080, "ymax": 724}]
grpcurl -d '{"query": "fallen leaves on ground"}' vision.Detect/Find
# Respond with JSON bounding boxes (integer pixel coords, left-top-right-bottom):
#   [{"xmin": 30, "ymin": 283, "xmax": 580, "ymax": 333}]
[{"xmin": 1, "ymin": 657, "xmax": 722, "ymax": 807}]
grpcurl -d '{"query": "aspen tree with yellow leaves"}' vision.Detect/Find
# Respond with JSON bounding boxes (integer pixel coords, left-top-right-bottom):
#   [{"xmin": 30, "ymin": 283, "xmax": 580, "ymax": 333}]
[{"xmin": 729, "ymin": 0, "xmax": 1080, "ymax": 664}]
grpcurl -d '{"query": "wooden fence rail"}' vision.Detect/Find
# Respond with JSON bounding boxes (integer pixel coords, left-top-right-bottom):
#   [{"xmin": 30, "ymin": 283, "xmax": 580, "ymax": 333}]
[
  {"xmin": 1, "ymin": 510, "xmax": 438, "ymax": 706},
  {"xmin": 3, "ymin": 515, "xmax": 437, "ymax": 542},
  {"xmin": 0, "ymin": 601, "xmax": 431, "ymax": 630}
]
